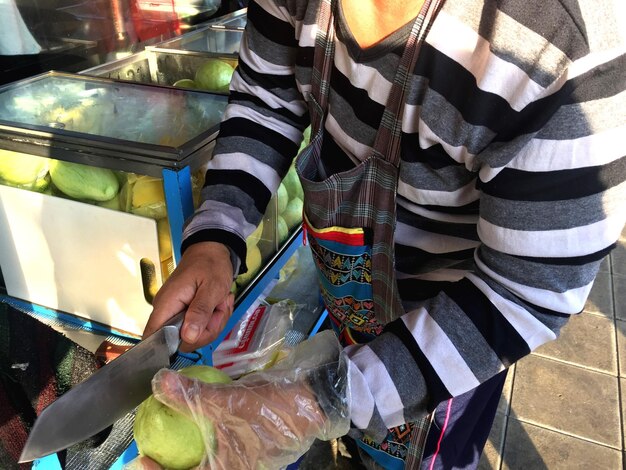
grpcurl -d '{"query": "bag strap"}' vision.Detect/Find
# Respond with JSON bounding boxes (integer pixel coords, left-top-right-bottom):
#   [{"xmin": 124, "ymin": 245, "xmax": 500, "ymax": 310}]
[
  {"xmin": 309, "ymin": 0, "xmax": 336, "ymax": 136},
  {"xmin": 372, "ymin": 0, "xmax": 446, "ymax": 167},
  {"xmin": 310, "ymin": 0, "xmax": 446, "ymax": 167}
]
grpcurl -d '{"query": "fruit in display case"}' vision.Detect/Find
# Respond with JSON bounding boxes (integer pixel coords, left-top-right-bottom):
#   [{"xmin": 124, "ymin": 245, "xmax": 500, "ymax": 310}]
[
  {"xmin": 235, "ymin": 244, "xmax": 263, "ymax": 288},
  {"xmin": 298, "ymin": 125, "xmax": 312, "ymax": 154},
  {"xmin": 281, "ymin": 164, "xmax": 303, "ymax": 201},
  {"xmin": 156, "ymin": 217, "xmax": 173, "ymax": 262},
  {"xmin": 277, "ymin": 216, "xmax": 289, "ymax": 245},
  {"xmin": 172, "ymin": 78, "xmax": 198, "ymax": 89},
  {"xmin": 96, "ymin": 193, "xmax": 122, "ymax": 211},
  {"xmin": 119, "ymin": 175, "xmax": 167, "ymax": 220},
  {"xmin": 194, "ymin": 58, "xmax": 235, "ymax": 93},
  {"xmin": 276, "ymin": 182, "xmax": 289, "ymax": 214},
  {"xmin": 3, "ymin": 79, "xmax": 224, "ymax": 146},
  {"xmin": 282, "ymin": 197, "xmax": 303, "ymax": 230},
  {"xmin": 0, "ymin": 150, "xmax": 49, "ymax": 190},
  {"xmin": 49, "ymin": 160, "xmax": 120, "ymax": 202},
  {"xmin": 133, "ymin": 365, "xmax": 232, "ymax": 470},
  {"xmin": 234, "ymin": 219, "xmax": 267, "ymax": 289}
]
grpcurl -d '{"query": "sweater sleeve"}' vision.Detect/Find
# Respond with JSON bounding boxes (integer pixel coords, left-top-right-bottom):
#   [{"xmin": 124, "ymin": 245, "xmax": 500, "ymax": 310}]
[
  {"xmin": 181, "ymin": 0, "xmax": 311, "ymax": 273},
  {"xmin": 344, "ymin": 27, "xmax": 626, "ymax": 443}
]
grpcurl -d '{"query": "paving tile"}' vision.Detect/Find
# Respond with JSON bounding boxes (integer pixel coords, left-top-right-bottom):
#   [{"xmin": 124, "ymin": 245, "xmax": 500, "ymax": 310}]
[
  {"xmin": 620, "ymin": 378, "xmax": 626, "ymax": 447},
  {"xmin": 478, "ymin": 411, "xmax": 506, "ymax": 470},
  {"xmin": 497, "ymin": 365, "xmax": 514, "ymax": 416},
  {"xmin": 616, "ymin": 321, "xmax": 626, "ymax": 377},
  {"xmin": 615, "ymin": 275, "xmax": 626, "ymax": 321},
  {"xmin": 599, "ymin": 255, "xmax": 611, "ymax": 274},
  {"xmin": 612, "ymin": 235, "xmax": 626, "ymax": 276},
  {"xmin": 511, "ymin": 355, "xmax": 620, "ymax": 448},
  {"xmin": 501, "ymin": 418, "xmax": 622, "ymax": 470},
  {"xmin": 584, "ymin": 271, "xmax": 614, "ymax": 317},
  {"xmin": 533, "ymin": 312, "xmax": 616, "ymax": 374}
]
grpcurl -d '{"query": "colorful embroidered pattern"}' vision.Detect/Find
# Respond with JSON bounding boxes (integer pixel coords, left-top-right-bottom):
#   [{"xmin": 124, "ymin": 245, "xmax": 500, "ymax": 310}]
[
  {"xmin": 309, "ymin": 236, "xmax": 372, "ymax": 286},
  {"xmin": 361, "ymin": 423, "xmax": 417, "ymax": 460},
  {"xmin": 306, "ymin": 225, "xmax": 384, "ymax": 334}
]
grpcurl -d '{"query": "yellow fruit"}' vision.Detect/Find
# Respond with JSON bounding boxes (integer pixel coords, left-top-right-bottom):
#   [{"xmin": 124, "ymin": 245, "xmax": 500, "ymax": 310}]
[
  {"xmin": 131, "ymin": 176, "xmax": 165, "ymax": 207},
  {"xmin": 129, "ymin": 176, "xmax": 167, "ymax": 219},
  {"xmin": 235, "ymin": 245, "xmax": 262, "ymax": 287},
  {"xmin": 157, "ymin": 218, "xmax": 173, "ymax": 261},
  {"xmin": 0, "ymin": 150, "xmax": 49, "ymax": 186},
  {"xmin": 246, "ymin": 220, "xmax": 264, "ymax": 247}
]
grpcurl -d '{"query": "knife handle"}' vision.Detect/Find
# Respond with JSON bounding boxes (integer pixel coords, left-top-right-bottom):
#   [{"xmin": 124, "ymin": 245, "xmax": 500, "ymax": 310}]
[
  {"xmin": 164, "ymin": 310, "xmax": 186, "ymax": 331},
  {"xmin": 95, "ymin": 341, "xmax": 132, "ymax": 365}
]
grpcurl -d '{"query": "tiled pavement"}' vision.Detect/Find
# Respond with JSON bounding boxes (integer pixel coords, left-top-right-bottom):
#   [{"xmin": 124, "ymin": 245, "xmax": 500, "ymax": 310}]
[{"xmin": 480, "ymin": 225, "xmax": 626, "ymax": 470}]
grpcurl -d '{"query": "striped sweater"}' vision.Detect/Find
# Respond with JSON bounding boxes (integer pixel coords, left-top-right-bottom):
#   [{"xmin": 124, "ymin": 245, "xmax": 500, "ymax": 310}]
[{"xmin": 182, "ymin": 0, "xmax": 626, "ymax": 441}]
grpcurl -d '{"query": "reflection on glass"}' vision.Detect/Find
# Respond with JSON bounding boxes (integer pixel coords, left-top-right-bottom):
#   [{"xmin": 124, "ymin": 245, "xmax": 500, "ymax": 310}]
[{"xmin": 0, "ymin": 73, "xmax": 227, "ymax": 146}]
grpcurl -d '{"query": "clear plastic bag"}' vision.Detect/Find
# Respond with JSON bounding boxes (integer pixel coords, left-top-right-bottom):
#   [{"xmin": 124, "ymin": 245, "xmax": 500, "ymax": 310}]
[{"xmin": 212, "ymin": 300, "xmax": 295, "ymax": 378}]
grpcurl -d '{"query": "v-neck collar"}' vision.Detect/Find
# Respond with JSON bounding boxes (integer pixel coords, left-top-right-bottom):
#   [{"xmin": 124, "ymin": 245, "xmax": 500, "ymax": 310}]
[{"xmin": 334, "ymin": 0, "xmax": 417, "ymax": 62}]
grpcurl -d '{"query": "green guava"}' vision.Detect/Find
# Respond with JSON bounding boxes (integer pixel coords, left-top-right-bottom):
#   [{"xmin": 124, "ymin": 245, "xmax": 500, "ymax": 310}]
[
  {"xmin": 194, "ymin": 59, "xmax": 235, "ymax": 93},
  {"xmin": 282, "ymin": 166, "xmax": 303, "ymax": 201},
  {"xmin": 282, "ymin": 197, "xmax": 303, "ymax": 230},
  {"xmin": 277, "ymin": 183, "xmax": 289, "ymax": 214},
  {"xmin": 297, "ymin": 125, "xmax": 312, "ymax": 154},
  {"xmin": 133, "ymin": 365, "xmax": 232, "ymax": 470},
  {"xmin": 172, "ymin": 79, "xmax": 198, "ymax": 89},
  {"xmin": 277, "ymin": 216, "xmax": 289, "ymax": 244}
]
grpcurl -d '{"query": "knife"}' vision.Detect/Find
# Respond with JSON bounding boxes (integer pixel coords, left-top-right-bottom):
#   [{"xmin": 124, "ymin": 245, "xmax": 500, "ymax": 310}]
[{"xmin": 19, "ymin": 311, "xmax": 185, "ymax": 463}]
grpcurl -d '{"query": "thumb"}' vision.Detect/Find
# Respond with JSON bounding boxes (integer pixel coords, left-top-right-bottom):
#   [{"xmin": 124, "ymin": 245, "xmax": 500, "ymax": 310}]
[{"xmin": 152, "ymin": 369, "xmax": 198, "ymax": 416}]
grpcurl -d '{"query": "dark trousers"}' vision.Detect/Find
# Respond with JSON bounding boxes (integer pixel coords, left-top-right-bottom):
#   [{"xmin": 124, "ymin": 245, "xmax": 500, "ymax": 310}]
[{"xmin": 420, "ymin": 369, "xmax": 508, "ymax": 470}]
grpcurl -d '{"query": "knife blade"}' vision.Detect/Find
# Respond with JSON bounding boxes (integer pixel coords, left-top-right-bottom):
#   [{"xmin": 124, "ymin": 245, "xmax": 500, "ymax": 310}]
[{"xmin": 19, "ymin": 311, "xmax": 185, "ymax": 463}]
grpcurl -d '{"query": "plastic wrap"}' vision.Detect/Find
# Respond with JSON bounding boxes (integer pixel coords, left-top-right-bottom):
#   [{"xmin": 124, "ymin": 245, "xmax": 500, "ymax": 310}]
[{"xmin": 128, "ymin": 330, "xmax": 350, "ymax": 470}]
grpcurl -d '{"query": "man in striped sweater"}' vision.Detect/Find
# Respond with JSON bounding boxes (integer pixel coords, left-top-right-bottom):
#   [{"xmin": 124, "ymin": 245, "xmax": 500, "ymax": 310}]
[{"xmin": 143, "ymin": 0, "xmax": 626, "ymax": 468}]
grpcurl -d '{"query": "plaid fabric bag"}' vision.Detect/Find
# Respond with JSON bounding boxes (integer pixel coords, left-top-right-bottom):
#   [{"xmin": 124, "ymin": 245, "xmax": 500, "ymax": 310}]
[{"xmin": 296, "ymin": 0, "xmax": 444, "ymax": 467}]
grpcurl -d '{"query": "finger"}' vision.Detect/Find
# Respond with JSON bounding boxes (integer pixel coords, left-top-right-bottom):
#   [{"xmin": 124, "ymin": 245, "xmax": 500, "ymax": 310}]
[
  {"xmin": 188, "ymin": 293, "xmax": 234, "ymax": 350},
  {"xmin": 143, "ymin": 276, "xmax": 195, "ymax": 339},
  {"xmin": 179, "ymin": 284, "xmax": 220, "ymax": 350},
  {"xmin": 180, "ymin": 290, "xmax": 233, "ymax": 352}
]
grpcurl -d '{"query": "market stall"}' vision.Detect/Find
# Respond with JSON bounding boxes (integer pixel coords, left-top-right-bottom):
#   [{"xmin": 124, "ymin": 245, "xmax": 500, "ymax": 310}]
[{"xmin": 0, "ymin": 7, "xmax": 322, "ymax": 469}]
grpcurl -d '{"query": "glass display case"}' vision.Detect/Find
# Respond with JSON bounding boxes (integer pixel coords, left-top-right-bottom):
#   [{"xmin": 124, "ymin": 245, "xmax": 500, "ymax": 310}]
[
  {"xmin": 0, "ymin": 71, "xmax": 291, "ymax": 340},
  {"xmin": 209, "ymin": 7, "xmax": 247, "ymax": 30},
  {"xmin": 81, "ymin": 27, "xmax": 241, "ymax": 91}
]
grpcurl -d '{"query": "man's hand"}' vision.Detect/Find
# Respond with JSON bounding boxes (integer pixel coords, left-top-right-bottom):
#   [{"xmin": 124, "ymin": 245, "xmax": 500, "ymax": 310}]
[{"xmin": 143, "ymin": 241, "xmax": 235, "ymax": 352}]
